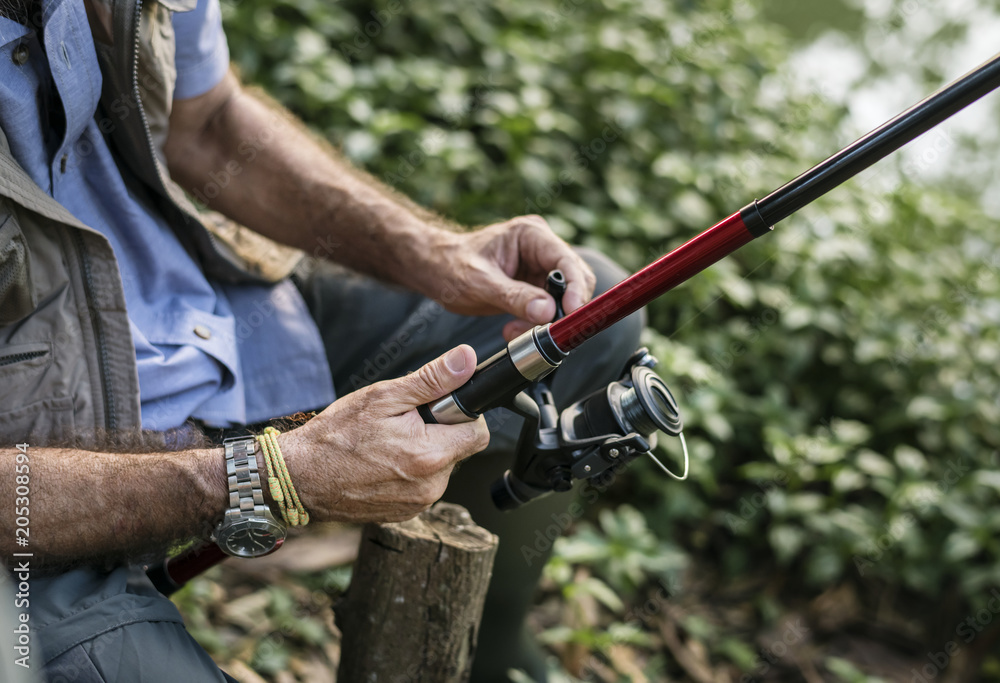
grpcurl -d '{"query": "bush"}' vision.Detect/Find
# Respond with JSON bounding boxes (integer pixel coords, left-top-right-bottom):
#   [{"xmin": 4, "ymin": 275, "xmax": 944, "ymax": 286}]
[{"xmin": 222, "ymin": 0, "xmax": 1000, "ymax": 628}]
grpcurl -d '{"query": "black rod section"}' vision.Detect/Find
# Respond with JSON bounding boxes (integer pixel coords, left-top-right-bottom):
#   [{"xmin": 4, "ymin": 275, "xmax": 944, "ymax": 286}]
[{"xmin": 752, "ymin": 51, "xmax": 1000, "ymax": 230}]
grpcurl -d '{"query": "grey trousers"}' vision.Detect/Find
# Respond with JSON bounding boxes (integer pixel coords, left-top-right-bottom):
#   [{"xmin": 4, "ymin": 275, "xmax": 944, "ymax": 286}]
[{"xmin": 33, "ymin": 248, "xmax": 643, "ymax": 683}]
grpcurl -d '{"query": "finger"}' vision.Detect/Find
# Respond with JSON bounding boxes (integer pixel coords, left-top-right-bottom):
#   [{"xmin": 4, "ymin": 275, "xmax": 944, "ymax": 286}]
[
  {"xmin": 378, "ymin": 344, "xmax": 478, "ymax": 412},
  {"xmin": 422, "ymin": 416, "xmax": 491, "ymax": 468},
  {"xmin": 554, "ymin": 252, "xmax": 597, "ymax": 314},
  {"xmin": 502, "ymin": 318, "xmax": 535, "ymax": 343},
  {"xmin": 515, "ymin": 216, "xmax": 596, "ymax": 314},
  {"xmin": 497, "ymin": 280, "xmax": 556, "ymax": 326}
]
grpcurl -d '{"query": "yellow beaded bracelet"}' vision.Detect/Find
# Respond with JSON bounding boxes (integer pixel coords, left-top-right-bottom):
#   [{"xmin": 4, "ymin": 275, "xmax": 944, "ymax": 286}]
[{"xmin": 258, "ymin": 426, "xmax": 309, "ymax": 527}]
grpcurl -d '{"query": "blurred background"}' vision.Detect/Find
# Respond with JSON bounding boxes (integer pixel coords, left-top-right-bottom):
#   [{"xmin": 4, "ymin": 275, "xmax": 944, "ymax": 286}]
[{"xmin": 173, "ymin": 1, "xmax": 1000, "ymax": 680}]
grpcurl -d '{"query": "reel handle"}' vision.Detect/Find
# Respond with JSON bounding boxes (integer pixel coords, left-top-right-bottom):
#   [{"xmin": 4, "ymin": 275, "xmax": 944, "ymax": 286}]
[{"xmin": 418, "ymin": 270, "xmax": 569, "ymax": 425}]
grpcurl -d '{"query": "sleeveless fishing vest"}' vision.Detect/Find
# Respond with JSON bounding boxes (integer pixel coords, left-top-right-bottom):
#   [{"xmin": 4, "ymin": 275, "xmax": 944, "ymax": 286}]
[{"xmin": 0, "ymin": 0, "xmax": 301, "ymax": 443}]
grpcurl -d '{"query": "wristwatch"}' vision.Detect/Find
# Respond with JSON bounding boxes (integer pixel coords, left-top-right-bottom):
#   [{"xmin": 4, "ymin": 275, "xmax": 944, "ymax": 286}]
[{"xmin": 213, "ymin": 436, "xmax": 287, "ymax": 557}]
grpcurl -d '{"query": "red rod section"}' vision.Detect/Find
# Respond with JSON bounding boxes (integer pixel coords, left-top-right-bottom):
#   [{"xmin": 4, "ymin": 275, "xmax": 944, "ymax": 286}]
[
  {"xmin": 166, "ymin": 542, "xmax": 228, "ymax": 586},
  {"xmin": 550, "ymin": 212, "xmax": 757, "ymax": 351}
]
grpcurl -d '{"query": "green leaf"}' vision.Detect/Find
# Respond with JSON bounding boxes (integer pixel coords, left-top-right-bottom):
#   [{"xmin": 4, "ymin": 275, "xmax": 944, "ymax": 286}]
[
  {"xmin": 769, "ymin": 524, "xmax": 806, "ymax": 564},
  {"xmin": 944, "ymin": 530, "xmax": 981, "ymax": 562},
  {"xmin": 578, "ymin": 577, "xmax": 626, "ymax": 613}
]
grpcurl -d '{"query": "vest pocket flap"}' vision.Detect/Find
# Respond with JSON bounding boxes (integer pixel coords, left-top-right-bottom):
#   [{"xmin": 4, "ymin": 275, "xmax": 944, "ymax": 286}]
[{"xmin": 0, "ymin": 211, "xmax": 35, "ymax": 326}]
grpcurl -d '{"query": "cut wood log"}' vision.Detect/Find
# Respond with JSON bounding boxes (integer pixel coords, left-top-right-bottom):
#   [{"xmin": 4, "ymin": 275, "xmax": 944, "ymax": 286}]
[{"xmin": 335, "ymin": 502, "xmax": 499, "ymax": 683}]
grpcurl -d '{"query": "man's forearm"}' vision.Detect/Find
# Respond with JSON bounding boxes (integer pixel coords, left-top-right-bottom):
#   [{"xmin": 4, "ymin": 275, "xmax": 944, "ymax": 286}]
[
  {"xmin": 0, "ymin": 445, "xmax": 226, "ymax": 569},
  {"xmin": 165, "ymin": 72, "xmax": 456, "ymax": 296}
]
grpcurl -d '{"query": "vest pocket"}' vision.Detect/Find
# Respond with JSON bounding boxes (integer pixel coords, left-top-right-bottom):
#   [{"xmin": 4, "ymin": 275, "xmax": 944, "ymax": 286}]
[
  {"xmin": 0, "ymin": 343, "xmax": 76, "ymax": 443},
  {"xmin": 0, "ymin": 396, "xmax": 75, "ymax": 445},
  {"xmin": 0, "ymin": 211, "xmax": 36, "ymax": 326},
  {"xmin": 0, "ymin": 342, "xmax": 52, "ymax": 389}
]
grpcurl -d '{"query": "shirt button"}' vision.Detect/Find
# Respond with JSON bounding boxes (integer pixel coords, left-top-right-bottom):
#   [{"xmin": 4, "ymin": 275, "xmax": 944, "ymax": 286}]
[
  {"xmin": 193, "ymin": 325, "xmax": 212, "ymax": 340},
  {"xmin": 12, "ymin": 44, "xmax": 29, "ymax": 66}
]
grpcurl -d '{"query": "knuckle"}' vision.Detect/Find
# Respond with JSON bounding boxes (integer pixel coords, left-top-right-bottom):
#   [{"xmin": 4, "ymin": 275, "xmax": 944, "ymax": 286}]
[
  {"xmin": 416, "ymin": 363, "xmax": 450, "ymax": 398},
  {"xmin": 520, "ymin": 214, "xmax": 550, "ymax": 230},
  {"xmin": 501, "ymin": 283, "xmax": 524, "ymax": 308},
  {"xmin": 448, "ymin": 423, "xmax": 489, "ymax": 459},
  {"xmin": 353, "ymin": 383, "xmax": 386, "ymax": 413},
  {"xmin": 429, "ymin": 476, "xmax": 450, "ymax": 503},
  {"xmin": 416, "ymin": 482, "xmax": 443, "ymax": 507},
  {"xmin": 471, "ymin": 423, "xmax": 490, "ymax": 452},
  {"xmin": 510, "ymin": 216, "xmax": 549, "ymax": 239},
  {"xmin": 410, "ymin": 451, "xmax": 445, "ymax": 479}
]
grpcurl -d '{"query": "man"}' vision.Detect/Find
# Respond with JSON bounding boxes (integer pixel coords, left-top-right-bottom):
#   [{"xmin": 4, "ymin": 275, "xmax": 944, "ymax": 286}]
[{"xmin": 0, "ymin": 0, "xmax": 641, "ymax": 680}]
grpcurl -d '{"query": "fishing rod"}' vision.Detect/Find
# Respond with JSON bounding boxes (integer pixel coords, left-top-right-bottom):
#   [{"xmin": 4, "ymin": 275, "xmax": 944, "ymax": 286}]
[
  {"xmin": 420, "ymin": 50, "xmax": 1000, "ymax": 508},
  {"xmin": 151, "ymin": 51, "xmax": 1000, "ymax": 595}
]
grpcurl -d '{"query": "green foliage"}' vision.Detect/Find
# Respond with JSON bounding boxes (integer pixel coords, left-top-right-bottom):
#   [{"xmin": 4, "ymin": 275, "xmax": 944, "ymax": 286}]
[
  {"xmin": 550, "ymin": 505, "xmax": 687, "ymax": 595},
  {"xmin": 222, "ymin": 0, "xmax": 1000, "ymax": 626},
  {"xmin": 824, "ymin": 656, "xmax": 889, "ymax": 683}
]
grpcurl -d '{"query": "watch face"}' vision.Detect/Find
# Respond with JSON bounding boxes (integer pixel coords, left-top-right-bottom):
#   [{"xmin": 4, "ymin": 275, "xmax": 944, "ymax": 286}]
[{"xmin": 218, "ymin": 519, "xmax": 286, "ymax": 558}]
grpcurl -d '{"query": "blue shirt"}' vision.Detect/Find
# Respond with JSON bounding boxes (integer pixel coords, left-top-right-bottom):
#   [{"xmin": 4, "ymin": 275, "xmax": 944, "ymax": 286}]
[{"xmin": 0, "ymin": 0, "xmax": 335, "ymax": 429}]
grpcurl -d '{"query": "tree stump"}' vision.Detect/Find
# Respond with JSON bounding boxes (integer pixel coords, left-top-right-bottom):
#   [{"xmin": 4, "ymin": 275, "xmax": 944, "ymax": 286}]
[{"xmin": 335, "ymin": 502, "xmax": 499, "ymax": 683}]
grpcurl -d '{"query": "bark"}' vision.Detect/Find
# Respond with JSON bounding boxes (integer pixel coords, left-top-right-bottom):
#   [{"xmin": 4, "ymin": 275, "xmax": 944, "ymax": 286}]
[{"xmin": 335, "ymin": 502, "xmax": 499, "ymax": 683}]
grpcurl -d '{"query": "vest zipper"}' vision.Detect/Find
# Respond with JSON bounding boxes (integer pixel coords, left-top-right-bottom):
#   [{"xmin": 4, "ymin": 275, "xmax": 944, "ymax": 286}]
[
  {"xmin": 72, "ymin": 230, "xmax": 117, "ymax": 431},
  {"xmin": 128, "ymin": 0, "xmax": 232, "ymax": 264},
  {"xmin": 131, "ymin": 0, "xmax": 162, "ymax": 188},
  {"xmin": 0, "ymin": 350, "xmax": 47, "ymax": 368}
]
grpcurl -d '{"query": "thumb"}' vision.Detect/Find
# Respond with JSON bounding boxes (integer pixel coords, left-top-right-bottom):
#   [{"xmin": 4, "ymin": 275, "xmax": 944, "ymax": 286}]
[
  {"xmin": 382, "ymin": 345, "xmax": 478, "ymax": 411},
  {"xmin": 500, "ymin": 281, "xmax": 555, "ymax": 326}
]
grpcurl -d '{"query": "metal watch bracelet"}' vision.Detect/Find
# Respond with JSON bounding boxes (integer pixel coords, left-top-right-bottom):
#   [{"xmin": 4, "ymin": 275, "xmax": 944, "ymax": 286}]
[{"xmin": 214, "ymin": 436, "xmax": 286, "ymax": 557}]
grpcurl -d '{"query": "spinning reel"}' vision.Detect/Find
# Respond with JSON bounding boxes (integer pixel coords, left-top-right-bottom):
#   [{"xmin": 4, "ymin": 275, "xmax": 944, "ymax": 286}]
[
  {"xmin": 423, "ymin": 270, "xmax": 690, "ymax": 510},
  {"xmin": 490, "ymin": 342, "xmax": 689, "ymax": 510}
]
